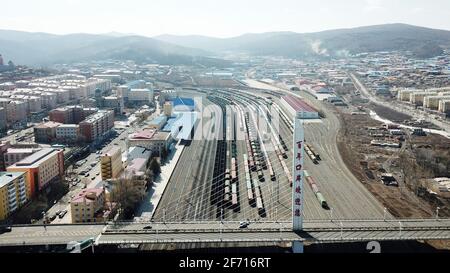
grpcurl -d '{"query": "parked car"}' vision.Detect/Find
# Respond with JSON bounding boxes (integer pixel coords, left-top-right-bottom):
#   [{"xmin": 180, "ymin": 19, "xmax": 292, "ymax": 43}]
[
  {"xmin": 143, "ymin": 225, "xmax": 152, "ymax": 230},
  {"xmin": 59, "ymin": 210, "xmax": 68, "ymax": 218},
  {"xmin": 0, "ymin": 226, "xmax": 12, "ymax": 234},
  {"xmin": 49, "ymin": 214, "xmax": 57, "ymax": 221}
]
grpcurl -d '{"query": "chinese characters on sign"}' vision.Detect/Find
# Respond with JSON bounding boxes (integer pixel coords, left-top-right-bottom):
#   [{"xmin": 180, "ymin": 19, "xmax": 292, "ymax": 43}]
[{"xmin": 292, "ymin": 117, "xmax": 304, "ymax": 231}]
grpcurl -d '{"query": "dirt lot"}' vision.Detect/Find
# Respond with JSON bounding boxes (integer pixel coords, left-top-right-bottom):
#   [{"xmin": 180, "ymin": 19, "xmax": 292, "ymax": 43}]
[
  {"xmin": 369, "ymin": 103, "xmax": 412, "ymax": 122},
  {"xmin": 336, "ymin": 109, "xmax": 450, "ymax": 219}
]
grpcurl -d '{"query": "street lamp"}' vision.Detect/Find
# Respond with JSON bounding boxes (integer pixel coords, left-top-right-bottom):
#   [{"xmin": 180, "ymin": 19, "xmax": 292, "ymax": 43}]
[
  {"xmin": 330, "ymin": 208, "xmax": 334, "ymax": 222},
  {"xmin": 383, "ymin": 207, "xmax": 387, "ymax": 221},
  {"xmin": 436, "ymin": 207, "xmax": 440, "ymax": 220}
]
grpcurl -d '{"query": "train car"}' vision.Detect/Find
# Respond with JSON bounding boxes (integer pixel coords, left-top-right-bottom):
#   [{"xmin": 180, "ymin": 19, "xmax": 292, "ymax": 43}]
[
  {"xmin": 256, "ymin": 197, "xmax": 265, "ymax": 216},
  {"xmin": 247, "ymin": 189, "xmax": 254, "ymax": 205},
  {"xmin": 256, "ymin": 197, "xmax": 263, "ymax": 209},
  {"xmin": 249, "ymin": 158, "xmax": 256, "ymax": 171},
  {"xmin": 231, "ymin": 183, "xmax": 237, "ymax": 194},
  {"xmin": 231, "ymin": 193, "xmax": 238, "ymax": 210},
  {"xmin": 316, "ymin": 192, "xmax": 329, "ymax": 209},
  {"xmin": 269, "ymin": 167, "xmax": 276, "ymax": 181},
  {"xmin": 306, "ymin": 144, "xmax": 321, "ymax": 161},
  {"xmin": 304, "ymin": 170, "xmax": 329, "ymax": 210},
  {"xmin": 223, "ymin": 192, "xmax": 230, "ymax": 204},
  {"xmin": 257, "ymin": 170, "xmax": 264, "ymax": 181}
]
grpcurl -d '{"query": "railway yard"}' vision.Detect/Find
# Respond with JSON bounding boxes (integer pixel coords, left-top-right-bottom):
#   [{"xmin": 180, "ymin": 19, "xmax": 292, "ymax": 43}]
[{"xmin": 153, "ymin": 87, "xmax": 388, "ymax": 222}]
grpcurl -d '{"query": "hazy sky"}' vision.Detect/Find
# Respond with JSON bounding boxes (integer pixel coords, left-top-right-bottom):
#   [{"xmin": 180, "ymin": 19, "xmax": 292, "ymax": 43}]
[{"xmin": 2, "ymin": 0, "xmax": 450, "ymax": 37}]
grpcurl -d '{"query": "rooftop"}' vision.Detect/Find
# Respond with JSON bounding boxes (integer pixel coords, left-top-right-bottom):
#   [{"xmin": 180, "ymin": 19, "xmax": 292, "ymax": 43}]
[
  {"xmin": 129, "ymin": 129, "xmax": 170, "ymax": 141},
  {"xmin": 129, "ymin": 129, "xmax": 156, "ymax": 140},
  {"xmin": 71, "ymin": 188, "xmax": 104, "ymax": 204},
  {"xmin": 57, "ymin": 124, "xmax": 79, "ymax": 128},
  {"xmin": 127, "ymin": 146, "xmax": 151, "ymax": 162},
  {"xmin": 172, "ymin": 97, "xmax": 194, "ymax": 107},
  {"xmin": 6, "ymin": 148, "xmax": 37, "ymax": 154},
  {"xmin": 149, "ymin": 116, "xmax": 167, "ymax": 125},
  {"xmin": 102, "ymin": 146, "xmax": 121, "ymax": 157},
  {"xmin": 130, "ymin": 88, "xmax": 152, "ymax": 92},
  {"xmin": 0, "ymin": 172, "xmax": 26, "ymax": 188},
  {"xmin": 126, "ymin": 158, "xmax": 147, "ymax": 173},
  {"xmin": 36, "ymin": 121, "xmax": 62, "ymax": 129},
  {"xmin": 283, "ymin": 95, "xmax": 318, "ymax": 113},
  {"xmin": 11, "ymin": 148, "xmax": 61, "ymax": 168}
]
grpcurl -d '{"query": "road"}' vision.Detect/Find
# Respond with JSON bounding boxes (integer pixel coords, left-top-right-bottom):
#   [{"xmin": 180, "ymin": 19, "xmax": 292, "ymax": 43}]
[{"xmin": 350, "ymin": 73, "xmax": 450, "ymax": 135}]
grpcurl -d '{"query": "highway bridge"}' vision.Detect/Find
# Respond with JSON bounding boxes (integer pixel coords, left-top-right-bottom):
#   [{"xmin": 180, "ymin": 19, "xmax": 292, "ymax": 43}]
[{"xmin": 1, "ymin": 219, "xmax": 449, "ymax": 248}]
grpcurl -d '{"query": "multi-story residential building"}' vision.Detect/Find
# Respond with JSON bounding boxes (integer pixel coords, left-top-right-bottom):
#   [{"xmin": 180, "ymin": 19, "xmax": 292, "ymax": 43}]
[
  {"xmin": 0, "ymin": 107, "xmax": 6, "ymax": 132},
  {"xmin": 102, "ymin": 96, "xmax": 124, "ymax": 115},
  {"xmin": 6, "ymin": 100, "xmax": 27, "ymax": 123},
  {"xmin": 128, "ymin": 88, "xmax": 154, "ymax": 106},
  {"xmin": 49, "ymin": 106, "xmax": 98, "ymax": 124},
  {"xmin": 101, "ymin": 146, "xmax": 123, "ymax": 180},
  {"xmin": 49, "ymin": 107, "xmax": 73, "ymax": 124},
  {"xmin": 79, "ymin": 110, "xmax": 114, "ymax": 143},
  {"xmin": 3, "ymin": 148, "xmax": 40, "ymax": 168},
  {"xmin": 55, "ymin": 124, "xmax": 80, "ymax": 142},
  {"xmin": 438, "ymin": 100, "xmax": 450, "ymax": 114},
  {"xmin": 7, "ymin": 148, "xmax": 64, "ymax": 197},
  {"xmin": 127, "ymin": 129, "xmax": 171, "ymax": 156},
  {"xmin": 34, "ymin": 121, "xmax": 62, "ymax": 143},
  {"xmin": 0, "ymin": 141, "xmax": 11, "ymax": 171},
  {"xmin": 0, "ymin": 172, "xmax": 29, "ymax": 221},
  {"xmin": 70, "ymin": 188, "xmax": 116, "ymax": 223},
  {"xmin": 40, "ymin": 92, "xmax": 57, "ymax": 110}
]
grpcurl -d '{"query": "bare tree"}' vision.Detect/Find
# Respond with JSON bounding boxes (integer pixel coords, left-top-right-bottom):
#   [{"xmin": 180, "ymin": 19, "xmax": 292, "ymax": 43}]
[{"xmin": 109, "ymin": 178, "xmax": 143, "ymax": 220}]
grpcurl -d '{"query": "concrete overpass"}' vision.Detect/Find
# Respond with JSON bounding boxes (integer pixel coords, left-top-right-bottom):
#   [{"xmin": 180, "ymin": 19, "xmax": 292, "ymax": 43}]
[{"xmin": 1, "ymin": 219, "xmax": 449, "ymax": 247}]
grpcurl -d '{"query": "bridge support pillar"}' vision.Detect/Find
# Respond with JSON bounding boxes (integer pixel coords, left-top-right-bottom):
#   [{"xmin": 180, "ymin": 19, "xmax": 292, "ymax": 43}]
[
  {"xmin": 292, "ymin": 114, "xmax": 304, "ymax": 231},
  {"xmin": 292, "ymin": 240, "xmax": 304, "ymax": 253}
]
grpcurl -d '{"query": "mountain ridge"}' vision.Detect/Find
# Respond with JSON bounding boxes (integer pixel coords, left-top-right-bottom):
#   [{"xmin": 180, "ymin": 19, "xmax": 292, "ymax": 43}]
[
  {"xmin": 1, "ymin": 24, "xmax": 449, "ymax": 66},
  {"xmin": 155, "ymin": 23, "xmax": 450, "ymax": 58}
]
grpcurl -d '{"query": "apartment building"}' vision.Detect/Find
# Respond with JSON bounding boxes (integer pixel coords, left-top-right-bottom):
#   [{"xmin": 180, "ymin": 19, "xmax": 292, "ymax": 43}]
[
  {"xmin": 49, "ymin": 106, "xmax": 98, "ymax": 124},
  {"xmin": 55, "ymin": 124, "xmax": 80, "ymax": 142},
  {"xmin": 6, "ymin": 100, "xmax": 27, "ymax": 123},
  {"xmin": 70, "ymin": 188, "xmax": 116, "ymax": 223},
  {"xmin": 79, "ymin": 110, "xmax": 114, "ymax": 143},
  {"xmin": 0, "ymin": 172, "xmax": 29, "ymax": 221},
  {"xmin": 127, "ymin": 129, "xmax": 171, "ymax": 156},
  {"xmin": 34, "ymin": 121, "xmax": 62, "ymax": 143},
  {"xmin": 101, "ymin": 146, "xmax": 123, "ymax": 180},
  {"xmin": 128, "ymin": 88, "xmax": 154, "ymax": 105},
  {"xmin": 7, "ymin": 148, "xmax": 64, "ymax": 197},
  {"xmin": 0, "ymin": 107, "xmax": 6, "ymax": 132},
  {"xmin": 3, "ymin": 148, "xmax": 40, "ymax": 168}
]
